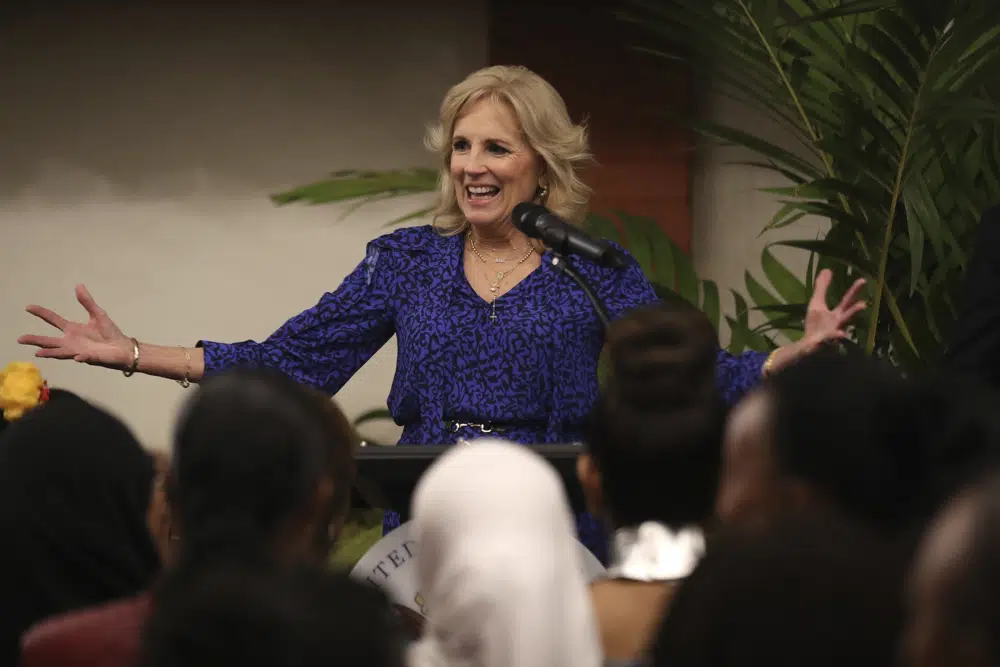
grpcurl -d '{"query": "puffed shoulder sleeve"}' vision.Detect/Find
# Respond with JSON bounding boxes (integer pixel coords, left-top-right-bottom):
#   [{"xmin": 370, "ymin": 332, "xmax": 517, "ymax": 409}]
[
  {"xmin": 197, "ymin": 240, "xmax": 397, "ymax": 394},
  {"xmin": 597, "ymin": 246, "xmax": 660, "ymax": 322}
]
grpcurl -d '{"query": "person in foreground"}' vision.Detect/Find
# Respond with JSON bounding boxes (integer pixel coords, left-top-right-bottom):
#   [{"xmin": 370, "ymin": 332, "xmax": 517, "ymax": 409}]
[
  {"xmin": 0, "ymin": 387, "xmax": 162, "ymax": 666},
  {"xmin": 904, "ymin": 476, "xmax": 1000, "ymax": 667},
  {"xmin": 651, "ymin": 512, "xmax": 906, "ymax": 667},
  {"xmin": 19, "ymin": 368, "xmax": 360, "ymax": 667},
  {"xmin": 580, "ymin": 299, "xmax": 726, "ymax": 664},
  {"xmin": 717, "ymin": 347, "xmax": 1000, "ymax": 539},
  {"xmin": 407, "ymin": 439, "xmax": 601, "ymax": 667},
  {"xmin": 135, "ymin": 563, "xmax": 404, "ymax": 667},
  {"xmin": 945, "ymin": 203, "xmax": 1000, "ymax": 390},
  {"xmin": 18, "ymin": 65, "xmax": 865, "ymax": 447}
]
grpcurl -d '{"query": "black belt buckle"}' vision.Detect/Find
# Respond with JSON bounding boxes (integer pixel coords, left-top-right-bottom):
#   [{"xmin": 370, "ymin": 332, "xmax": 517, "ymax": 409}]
[{"xmin": 444, "ymin": 420, "xmax": 507, "ymax": 434}]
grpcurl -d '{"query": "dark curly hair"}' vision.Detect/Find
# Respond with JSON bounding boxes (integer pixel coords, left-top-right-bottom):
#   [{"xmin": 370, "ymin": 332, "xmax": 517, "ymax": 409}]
[
  {"xmin": 165, "ymin": 368, "xmax": 359, "ymax": 572},
  {"xmin": 652, "ymin": 511, "xmax": 906, "ymax": 667},
  {"xmin": 584, "ymin": 300, "xmax": 726, "ymax": 529}
]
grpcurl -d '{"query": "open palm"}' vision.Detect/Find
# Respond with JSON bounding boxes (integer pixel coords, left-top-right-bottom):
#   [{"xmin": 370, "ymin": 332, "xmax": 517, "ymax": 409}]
[
  {"xmin": 801, "ymin": 269, "xmax": 867, "ymax": 352},
  {"xmin": 18, "ymin": 284, "xmax": 132, "ymax": 368}
]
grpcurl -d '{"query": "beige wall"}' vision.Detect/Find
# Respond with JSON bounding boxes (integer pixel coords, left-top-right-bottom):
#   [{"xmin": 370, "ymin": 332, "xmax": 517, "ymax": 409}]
[
  {"xmin": 0, "ymin": 1, "xmax": 487, "ymax": 449},
  {"xmin": 690, "ymin": 90, "xmax": 827, "ymax": 343}
]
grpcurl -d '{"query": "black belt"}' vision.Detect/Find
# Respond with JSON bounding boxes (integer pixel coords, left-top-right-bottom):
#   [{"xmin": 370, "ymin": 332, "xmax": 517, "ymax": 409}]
[{"xmin": 442, "ymin": 420, "xmax": 529, "ymax": 434}]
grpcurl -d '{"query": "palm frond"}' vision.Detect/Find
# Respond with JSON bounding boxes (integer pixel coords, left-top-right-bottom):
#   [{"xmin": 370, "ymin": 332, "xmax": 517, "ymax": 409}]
[
  {"xmin": 623, "ymin": 0, "xmax": 1000, "ymax": 369},
  {"xmin": 271, "ymin": 168, "xmax": 438, "ymax": 210}
]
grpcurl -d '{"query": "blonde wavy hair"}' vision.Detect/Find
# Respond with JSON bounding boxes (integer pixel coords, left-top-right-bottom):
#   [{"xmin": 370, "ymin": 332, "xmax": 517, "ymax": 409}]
[{"xmin": 424, "ymin": 65, "xmax": 594, "ymax": 236}]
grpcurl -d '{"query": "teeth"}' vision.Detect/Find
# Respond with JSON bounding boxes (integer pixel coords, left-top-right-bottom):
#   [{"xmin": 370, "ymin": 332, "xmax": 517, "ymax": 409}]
[{"xmin": 468, "ymin": 186, "xmax": 499, "ymax": 195}]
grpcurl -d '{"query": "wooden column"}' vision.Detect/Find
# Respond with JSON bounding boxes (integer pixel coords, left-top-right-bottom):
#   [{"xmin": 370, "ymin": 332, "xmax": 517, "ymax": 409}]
[{"xmin": 487, "ymin": 1, "xmax": 693, "ymax": 252}]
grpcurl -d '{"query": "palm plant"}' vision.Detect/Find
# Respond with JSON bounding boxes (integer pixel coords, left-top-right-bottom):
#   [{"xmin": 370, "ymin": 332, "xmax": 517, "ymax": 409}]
[{"xmin": 619, "ymin": 0, "xmax": 1000, "ymax": 371}]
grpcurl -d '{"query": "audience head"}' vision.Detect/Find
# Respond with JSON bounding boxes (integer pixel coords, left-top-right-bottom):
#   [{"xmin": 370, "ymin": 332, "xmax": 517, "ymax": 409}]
[
  {"xmin": 717, "ymin": 347, "xmax": 925, "ymax": 533},
  {"xmin": 424, "ymin": 65, "xmax": 593, "ymax": 234},
  {"xmin": 905, "ymin": 476, "xmax": 1000, "ymax": 667},
  {"xmin": 409, "ymin": 439, "xmax": 602, "ymax": 667},
  {"xmin": 718, "ymin": 347, "xmax": 1000, "ymax": 536},
  {"xmin": 905, "ymin": 372, "xmax": 1000, "ymax": 516},
  {"xmin": 137, "ymin": 563, "xmax": 404, "ymax": 667},
  {"xmin": 652, "ymin": 512, "xmax": 905, "ymax": 667},
  {"xmin": 167, "ymin": 368, "xmax": 358, "ymax": 571},
  {"xmin": 582, "ymin": 300, "xmax": 725, "ymax": 531},
  {"xmin": 0, "ymin": 390, "xmax": 160, "ymax": 663}
]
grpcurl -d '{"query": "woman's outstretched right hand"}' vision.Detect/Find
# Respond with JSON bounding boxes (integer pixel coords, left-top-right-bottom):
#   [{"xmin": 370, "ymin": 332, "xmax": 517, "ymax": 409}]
[{"xmin": 18, "ymin": 284, "xmax": 133, "ymax": 369}]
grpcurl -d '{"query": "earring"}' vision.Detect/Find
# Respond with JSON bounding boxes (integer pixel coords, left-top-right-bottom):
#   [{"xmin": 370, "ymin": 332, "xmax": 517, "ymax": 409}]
[{"xmin": 537, "ymin": 185, "xmax": 549, "ymax": 200}]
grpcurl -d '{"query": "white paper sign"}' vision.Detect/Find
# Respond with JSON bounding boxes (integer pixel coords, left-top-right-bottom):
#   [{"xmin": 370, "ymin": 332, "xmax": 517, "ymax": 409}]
[{"xmin": 350, "ymin": 521, "xmax": 606, "ymax": 616}]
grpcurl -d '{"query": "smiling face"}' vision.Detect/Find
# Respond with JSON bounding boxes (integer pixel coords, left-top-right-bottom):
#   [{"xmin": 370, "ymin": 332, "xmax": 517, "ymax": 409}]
[{"xmin": 450, "ymin": 97, "xmax": 544, "ymax": 232}]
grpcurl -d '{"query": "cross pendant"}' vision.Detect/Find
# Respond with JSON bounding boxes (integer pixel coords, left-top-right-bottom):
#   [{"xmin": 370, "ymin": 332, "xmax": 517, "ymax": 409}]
[{"xmin": 489, "ymin": 300, "xmax": 498, "ymax": 323}]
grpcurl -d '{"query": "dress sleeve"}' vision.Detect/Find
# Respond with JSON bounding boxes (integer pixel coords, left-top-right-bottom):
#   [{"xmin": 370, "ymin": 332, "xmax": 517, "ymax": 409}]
[
  {"xmin": 600, "ymin": 254, "xmax": 660, "ymax": 322},
  {"xmin": 197, "ymin": 243, "xmax": 396, "ymax": 394},
  {"xmin": 715, "ymin": 349, "xmax": 768, "ymax": 406}
]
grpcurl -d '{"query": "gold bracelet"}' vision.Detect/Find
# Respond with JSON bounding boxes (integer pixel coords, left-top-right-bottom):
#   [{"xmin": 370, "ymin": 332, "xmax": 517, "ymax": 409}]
[
  {"xmin": 762, "ymin": 349, "xmax": 779, "ymax": 377},
  {"xmin": 123, "ymin": 338, "xmax": 140, "ymax": 377},
  {"xmin": 177, "ymin": 347, "xmax": 191, "ymax": 388}
]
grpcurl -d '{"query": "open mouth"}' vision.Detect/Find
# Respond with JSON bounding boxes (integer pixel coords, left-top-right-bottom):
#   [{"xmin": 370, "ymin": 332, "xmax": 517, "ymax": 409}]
[{"xmin": 466, "ymin": 185, "xmax": 500, "ymax": 201}]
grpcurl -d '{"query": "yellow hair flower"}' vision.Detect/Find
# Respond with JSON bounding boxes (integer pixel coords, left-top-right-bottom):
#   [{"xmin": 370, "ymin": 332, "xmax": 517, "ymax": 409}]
[{"xmin": 0, "ymin": 362, "xmax": 48, "ymax": 422}]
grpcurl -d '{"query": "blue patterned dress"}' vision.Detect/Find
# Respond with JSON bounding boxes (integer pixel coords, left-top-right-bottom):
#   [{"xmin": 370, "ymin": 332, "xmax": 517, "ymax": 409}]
[{"xmin": 198, "ymin": 225, "xmax": 767, "ymax": 561}]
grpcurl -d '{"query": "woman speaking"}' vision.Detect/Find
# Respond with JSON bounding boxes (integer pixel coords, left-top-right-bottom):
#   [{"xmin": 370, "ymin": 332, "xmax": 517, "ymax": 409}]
[{"xmin": 18, "ymin": 66, "xmax": 864, "ymax": 447}]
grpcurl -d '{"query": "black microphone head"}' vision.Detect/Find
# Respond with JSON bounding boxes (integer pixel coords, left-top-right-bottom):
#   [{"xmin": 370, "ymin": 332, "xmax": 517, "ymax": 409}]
[{"xmin": 512, "ymin": 202, "xmax": 545, "ymax": 238}]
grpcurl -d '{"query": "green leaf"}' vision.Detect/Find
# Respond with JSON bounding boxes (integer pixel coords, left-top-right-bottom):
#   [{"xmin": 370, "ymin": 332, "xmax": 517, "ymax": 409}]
[
  {"xmin": 902, "ymin": 202, "xmax": 925, "ymax": 296},
  {"xmin": 271, "ymin": 169, "xmax": 438, "ymax": 207},
  {"xmin": 772, "ymin": 239, "xmax": 877, "ymax": 276},
  {"xmin": 744, "ymin": 269, "xmax": 803, "ymax": 341},
  {"xmin": 877, "ymin": 8, "xmax": 929, "ymax": 68},
  {"xmin": 761, "ymin": 247, "xmax": 808, "ymax": 304},
  {"xmin": 701, "ymin": 279, "xmax": 722, "ymax": 331},
  {"xmin": 737, "ymin": 160, "xmax": 810, "ymax": 185},
  {"xmin": 616, "ymin": 210, "xmax": 657, "ymax": 279},
  {"xmin": 787, "ymin": 0, "xmax": 892, "ymax": 25},
  {"xmin": 768, "ymin": 200, "xmax": 874, "ymax": 238},
  {"xmin": 753, "ymin": 0, "xmax": 782, "ymax": 51},
  {"xmin": 328, "ymin": 510, "xmax": 385, "ymax": 570},
  {"xmin": 858, "ymin": 23, "xmax": 921, "ymax": 94},
  {"xmin": 671, "ymin": 243, "xmax": 701, "ymax": 306},
  {"xmin": 689, "ymin": 118, "xmax": 823, "ymax": 179},
  {"xmin": 732, "ymin": 289, "xmax": 752, "ymax": 327},
  {"xmin": 584, "ymin": 213, "xmax": 625, "ymax": 246}
]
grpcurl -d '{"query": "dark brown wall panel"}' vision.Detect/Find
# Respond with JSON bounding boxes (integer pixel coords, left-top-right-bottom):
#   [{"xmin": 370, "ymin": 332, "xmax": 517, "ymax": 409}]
[{"xmin": 487, "ymin": 1, "xmax": 693, "ymax": 252}]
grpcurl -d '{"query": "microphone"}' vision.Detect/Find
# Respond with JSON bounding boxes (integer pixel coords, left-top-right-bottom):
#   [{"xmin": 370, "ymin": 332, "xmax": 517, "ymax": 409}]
[{"xmin": 513, "ymin": 203, "xmax": 627, "ymax": 269}]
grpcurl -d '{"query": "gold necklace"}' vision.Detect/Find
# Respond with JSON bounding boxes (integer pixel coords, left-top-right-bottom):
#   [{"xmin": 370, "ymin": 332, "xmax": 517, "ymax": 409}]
[
  {"xmin": 477, "ymin": 241, "xmax": 525, "ymax": 264},
  {"xmin": 469, "ymin": 235, "xmax": 535, "ymax": 323}
]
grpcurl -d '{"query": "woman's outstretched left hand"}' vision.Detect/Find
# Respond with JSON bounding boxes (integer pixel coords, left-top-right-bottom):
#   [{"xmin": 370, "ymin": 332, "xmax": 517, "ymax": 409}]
[{"xmin": 767, "ymin": 269, "xmax": 867, "ymax": 374}]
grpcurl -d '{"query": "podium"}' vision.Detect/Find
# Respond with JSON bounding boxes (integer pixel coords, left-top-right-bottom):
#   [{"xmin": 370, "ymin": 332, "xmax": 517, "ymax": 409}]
[
  {"xmin": 344, "ymin": 443, "xmax": 603, "ymax": 636},
  {"xmin": 350, "ymin": 443, "xmax": 589, "ymax": 519}
]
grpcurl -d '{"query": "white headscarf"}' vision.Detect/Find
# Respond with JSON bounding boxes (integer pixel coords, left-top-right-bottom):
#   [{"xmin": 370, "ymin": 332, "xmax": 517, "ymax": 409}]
[{"xmin": 407, "ymin": 439, "xmax": 602, "ymax": 667}]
